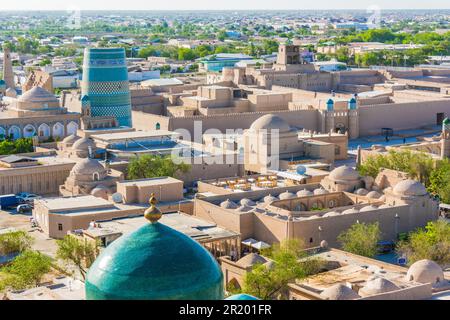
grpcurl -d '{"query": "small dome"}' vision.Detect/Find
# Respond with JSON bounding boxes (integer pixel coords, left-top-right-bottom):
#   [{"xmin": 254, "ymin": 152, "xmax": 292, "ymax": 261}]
[
  {"xmin": 85, "ymin": 221, "xmax": 223, "ymax": 300},
  {"xmin": 323, "ymin": 211, "xmax": 340, "ymax": 217},
  {"xmin": 62, "ymin": 134, "xmax": 81, "ymax": 144},
  {"xmin": 366, "ymin": 191, "xmax": 382, "ymax": 199},
  {"xmin": 313, "ymin": 188, "xmax": 329, "ymax": 195},
  {"xmin": 378, "ymin": 204, "xmax": 391, "ymax": 209},
  {"xmin": 220, "ymin": 199, "xmax": 239, "ymax": 209},
  {"xmin": 355, "ymin": 188, "xmax": 369, "ymax": 196},
  {"xmin": 226, "ymin": 294, "xmax": 259, "ymax": 300},
  {"xmin": 320, "ymin": 284, "xmax": 360, "ymax": 300},
  {"xmin": 379, "ymin": 195, "xmax": 386, "ymax": 202},
  {"xmin": 263, "ymin": 194, "xmax": 278, "ymax": 204},
  {"xmin": 406, "ymin": 260, "xmax": 445, "ymax": 286},
  {"xmin": 236, "ymin": 253, "xmax": 267, "ymax": 268},
  {"xmin": 359, "ymin": 277, "xmax": 399, "ymax": 296},
  {"xmin": 251, "ymin": 207, "xmax": 266, "ymax": 214},
  {"xmin": 393, "ymin": 179, "xmax": 427, "ymax": 197},
  {"xmin": 320, "ymin": 240, "xmax": 329, "ymax": 249},
  {"xmin": 329, "ymin": 165, "xmax": 360, "ymax": 182},
  {"xmin": 240, "ymin": 198, "xmax": 256, "ymax": 206},
  {"xmin": 249, "ymin": 114, "xmax": 291, "ymax": 133},
  {"xmin": 279, "ymin": 191, "xmax": 296, "ymax": 200},
  {"xmin": 90, "ymin": 185, "xmax": 109, "ymax": 199},
  {"xmin": 235, "ymin": 205, "xmax": 252, "ymax": 212},
  {"xmin": 72, "ymin": 158, "xmax": 106, "ymax": 176},
  {"xmin": 297, "ymin": 189, "xmax": 313, "ymax": 197},
  {"xmin": 307, "ymin": 215, "xmax": 321, "ymax": 220},
  {"xmin": 342, "ymin": 207, "xmax": 359, "ymax": 215},
  {"xmin": 72, "ymin": 137, "xmax": 96, "ymax": 151},
  {"xmin": 19, "ymin": 86, "xmax": 58, "ymax": 104},
  {"xmin": 359, "ymin": 205, "xmax": 378, "ymax": 212}
]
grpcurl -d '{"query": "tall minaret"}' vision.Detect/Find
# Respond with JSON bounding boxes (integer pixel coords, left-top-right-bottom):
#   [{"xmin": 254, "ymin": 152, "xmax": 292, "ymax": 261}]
[
  {"xmin": 348, "ymin": 97, "xmax": 359, "ymax": 139},
  {"xmin": 441, "ymin": 118, "xmax": 450, "ymax": 159},
  {"xmin": 2, "ymin": 46, "xmax": 14, "ymax": 90},
  {"xmin": 325, "ymin": 98, "xmax": 335, "ymax": 133}
]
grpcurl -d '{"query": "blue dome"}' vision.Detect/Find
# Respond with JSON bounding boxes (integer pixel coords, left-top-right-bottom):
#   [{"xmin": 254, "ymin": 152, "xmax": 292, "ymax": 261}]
[
  {"xmin": 85, "ymin": 222, "xmax": 224, "ymax": 300},
  {"xmin": 226, "ymin": 294, "xmax": 259, "ymax": 300}
]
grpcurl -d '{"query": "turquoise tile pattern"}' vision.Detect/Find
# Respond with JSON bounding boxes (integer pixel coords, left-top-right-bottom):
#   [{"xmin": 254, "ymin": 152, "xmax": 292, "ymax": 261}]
[
  {"xmin": 81, "ymin": 48, "xmax": 132, "ymax": 127},
  {"xmin": 85, "ymin": 222, "xmax": 224, "ymax": 300}
]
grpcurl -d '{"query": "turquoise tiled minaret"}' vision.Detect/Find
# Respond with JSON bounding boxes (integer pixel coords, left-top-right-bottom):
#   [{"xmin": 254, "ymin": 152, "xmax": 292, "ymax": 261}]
[{"xmin": 81, "ymin": 48, "xmax": 132, "ymax": 127}]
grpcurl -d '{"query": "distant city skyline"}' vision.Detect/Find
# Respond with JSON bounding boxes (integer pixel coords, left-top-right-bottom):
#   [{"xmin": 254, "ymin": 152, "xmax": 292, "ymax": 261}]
[{"xmin": 1, "ymin": 0, "xmax": 450, "ymax": 11}]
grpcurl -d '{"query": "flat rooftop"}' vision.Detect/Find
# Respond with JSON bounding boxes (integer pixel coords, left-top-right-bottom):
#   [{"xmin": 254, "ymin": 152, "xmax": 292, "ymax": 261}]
[
  {"xmin": 117, "ymin": 176, "xmax": 182, "ymax": 187},
  {"xmin": 91, "ymin": 130, "xmax": 179, "ymax": 142},
  {"xmin": 38, "ymin": 196, "xmax": 115, "ymax": 213}
]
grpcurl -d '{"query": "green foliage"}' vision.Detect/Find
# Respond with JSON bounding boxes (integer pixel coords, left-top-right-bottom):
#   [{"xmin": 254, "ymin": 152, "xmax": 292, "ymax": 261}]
[
  {"xmin": 397, "ymin": 220, "xmax": 450, "ymax": 266},
  {"xmin": 428, "ymin": 158, "xmax": 450, "ymax": 203},
  {"xmin": 0, "ymin": 138, "xmax": 34, "ymax": 155},
  {"xmin": 126, "ymin": 154, "xmax": 190, "ymax": 180},
  {"xmin": 338, "ymin": 222, "xmax": 381, "ymax": 257},
  {"xmin": 241, "ymin": 239, "xmax": 323, "ymax": 300},
  {"xmin": 56, "ymin": 235, "xmax": 99, "ymax": 280},
  {"xmin": 0, "ymin": 231, "xmax": 33, "ymax": 256},
  {"xmin": 357, "ymin": 149, "xmax": 434, "ymax": 185},
  {"xmin": 0, "ymin": 251, "xmax": 52, "ymax": 290}
]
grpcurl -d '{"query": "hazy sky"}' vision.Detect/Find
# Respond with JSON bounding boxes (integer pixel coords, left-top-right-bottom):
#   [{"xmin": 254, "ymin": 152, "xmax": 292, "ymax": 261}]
[{"xmin": 1, "ymin": 0, "xmax": 449, "ymax": 11}]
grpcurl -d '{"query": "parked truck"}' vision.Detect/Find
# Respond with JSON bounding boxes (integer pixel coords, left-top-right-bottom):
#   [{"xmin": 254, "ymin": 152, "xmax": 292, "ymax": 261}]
[{"xmin": 0, "ymin": 194, "xmax": 19, "ymax": 210}]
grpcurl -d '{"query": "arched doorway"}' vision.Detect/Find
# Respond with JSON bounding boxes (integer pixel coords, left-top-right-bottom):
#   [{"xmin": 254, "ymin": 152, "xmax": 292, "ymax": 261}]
[
  {"xmin": 155, "ymin": 123, "xmax": 161, "ymax": 130},
  {"xmin": 8, "ymin": 126, "xmax": 21, "ymax": 140},
  {"xmin": 67, "ymin": 121, "xmax": 78, "ymax": 136},
  {"xmin": 23, "ymin": 124, "xmax": 36, "ymax": 138},
  {"xmin": 0, "ymin": 127, "xmax": 6, "ymax": 140},
  {"xmin": 38, "ymin": 123, "xmax": 50, "ymax": 138},
  {"xmin": 52, "ymin": 122, "xmax": 64, "ymax": 139},
  {"xmin": 335, "ymin": 123, "xmax": 346, "ymax": 134}
]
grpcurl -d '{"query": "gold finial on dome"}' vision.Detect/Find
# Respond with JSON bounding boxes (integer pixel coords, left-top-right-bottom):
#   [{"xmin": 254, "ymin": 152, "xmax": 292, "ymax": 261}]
[{"xmin": 144, "ymin": 193, "xmax": 162, "ymax": 223}]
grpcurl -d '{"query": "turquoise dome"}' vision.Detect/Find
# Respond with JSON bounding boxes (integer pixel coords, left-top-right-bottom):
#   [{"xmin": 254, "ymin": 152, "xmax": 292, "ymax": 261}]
[
  {"xmin": 226, "ymin": 294, "xmax": 259, "ymax": 300},
  {"xmin": 85, "ymin": 222, "xmax": 224, "ymax": 300}
]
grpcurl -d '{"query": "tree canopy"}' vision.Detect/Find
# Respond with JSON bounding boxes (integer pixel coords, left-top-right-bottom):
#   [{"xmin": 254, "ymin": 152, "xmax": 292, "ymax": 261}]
[
  {"xmin": 126, "ymin": 154, "xmax": 190, "ymax": 180},
  {"xmin": 338, "ymin": 222, "xmax": 381, "ymax": 258},
  {"xmin": 0, "ymin": 230, "xmax": 33, "ymax": 256}
]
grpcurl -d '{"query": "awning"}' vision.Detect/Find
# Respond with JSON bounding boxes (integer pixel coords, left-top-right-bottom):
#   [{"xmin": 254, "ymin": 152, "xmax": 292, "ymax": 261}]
[
  {"xmin": 251, "ymin": 241, "xmax": 270, "ymax": 250},
  {"xmin": 242, "ymin": 238, "xmax": 258, "ymax": 246}
]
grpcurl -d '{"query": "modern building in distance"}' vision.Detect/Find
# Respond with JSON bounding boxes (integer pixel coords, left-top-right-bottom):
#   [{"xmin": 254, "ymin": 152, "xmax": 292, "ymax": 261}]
[{"xmin": 81, "ymin": 48, "xmax": 132, "ymax": 127}]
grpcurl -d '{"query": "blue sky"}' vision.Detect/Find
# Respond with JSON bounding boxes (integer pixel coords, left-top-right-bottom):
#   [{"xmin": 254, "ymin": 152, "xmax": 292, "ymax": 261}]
[{"xmin": 1, "ymin": 0, "xmax": 449, "ymax": 11}]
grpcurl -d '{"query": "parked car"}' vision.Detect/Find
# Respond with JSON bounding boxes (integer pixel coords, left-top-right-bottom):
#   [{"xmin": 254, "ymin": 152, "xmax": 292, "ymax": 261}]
[
  {"xmin": 16, "ymin": 204, "xmax": 33, "ymax": 214},
  {"xmin": 0, "ymin": 194, "xmax": 20, "ymax": 210},
  {"xmin": 16, "ymin": 193, "xmax": 41, "ymax": 203}
]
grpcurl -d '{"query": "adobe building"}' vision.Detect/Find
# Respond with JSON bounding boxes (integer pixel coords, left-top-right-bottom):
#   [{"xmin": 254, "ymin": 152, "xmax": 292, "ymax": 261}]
[{"xmin": 192, "ymin": 166, "xmax": 439, "ymax": 248}]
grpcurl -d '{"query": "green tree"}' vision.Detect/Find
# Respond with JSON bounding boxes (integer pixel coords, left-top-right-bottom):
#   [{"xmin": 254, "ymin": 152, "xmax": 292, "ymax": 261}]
[
  {"xmin": 0, "ymin": 230, "xmax": 33, "ymax": 256},
  {"xmin": 397, "ymin": 220, "xmax": 450, "ymax": 266},
  {"xmin": 1, "ymin": 251, "xmax": 52, "ymax": 290},
  {"xmin": 241, "ymin": 239, "xmax": 323, "ymax": 300},
  {"xmin": 428, "ymin": 158, "xmax": 450, "ymax": 203},
  {"xmin": 126, "ymin": 154, "xmax": 190, "ymax": 180},
  {"xmin": 56, "ymin": 235, "xmax": 99, "ymax": 281},
  {"xmin": 338, "ymin": 222, "xmax": 381, "ymax": 257}
]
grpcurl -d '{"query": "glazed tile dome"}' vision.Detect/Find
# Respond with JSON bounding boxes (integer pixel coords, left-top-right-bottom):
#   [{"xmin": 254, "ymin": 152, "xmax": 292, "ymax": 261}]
[
  {"xmin": 393, "ymin": 179, "xmax": 427, "ymax": 197},
  {"xmin": 85, "ymin": 220, "xmax": 223, "ymax": 300},
  {"xmin": 297, "ymin": 189, "xmax": 313, "ymax": 197},
  {"xmin": 279, "ymin": 191, "xmax": 296, "ymax": 200},
  {"xmin": 220, "ymin": 199, "xmax": 239, "ymax": 209},
  {"xmin": 249, "ymin": 114, "xmax": 291, "ymax": 133},
  {"xmin": 359, "ymin": 277, "xmax": 399, "ymax": 296},
  {"xmin": 406, "ymin": 260, "xmax": 445, "ymax": 287},
  {"xmin": 329, "ymin": 165, "xmax": 360, "ymax": 182},
  {"xmin": 320, "ymin": 284, "xmax": 360, "ymax": 300}
]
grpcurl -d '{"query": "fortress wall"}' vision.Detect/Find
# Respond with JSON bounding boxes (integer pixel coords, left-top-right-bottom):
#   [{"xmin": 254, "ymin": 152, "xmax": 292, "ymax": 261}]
[{"xmin": 358, "ymin": 99, "xmax": 450, "ymax": 136}]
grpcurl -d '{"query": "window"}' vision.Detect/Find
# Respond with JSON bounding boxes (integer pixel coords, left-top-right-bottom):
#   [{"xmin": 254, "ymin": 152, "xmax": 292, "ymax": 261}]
[
  {"xmin": 155, "ymin": 123, "xmax": 161, "ymax": 130},
  {"xmin": 58, "ymin": 223, "xmax": 63, "ymax": 231},
  {"xmin": 309, "ymin": 237, "xmax": 313, "ymax": 243}
]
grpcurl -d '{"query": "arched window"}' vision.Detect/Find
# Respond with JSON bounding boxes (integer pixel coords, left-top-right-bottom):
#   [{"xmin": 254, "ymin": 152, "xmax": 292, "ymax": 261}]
[
  {"xmin": 155, "ymin": 123, "xmax": 161, "ymax": 130},
  {"xmin": 93, "ymin": 172, "xmax": 100, "ymax": 181}
]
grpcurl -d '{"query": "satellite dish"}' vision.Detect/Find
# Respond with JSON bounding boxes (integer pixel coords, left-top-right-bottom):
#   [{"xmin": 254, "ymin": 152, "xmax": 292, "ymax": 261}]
[
  {"xmin": 112, "ymin": 193, "xmax": 123, "ymax": 203},
  {"xmin": 296, "ymin": 165, "xmax": 307, "ymax": 175}
]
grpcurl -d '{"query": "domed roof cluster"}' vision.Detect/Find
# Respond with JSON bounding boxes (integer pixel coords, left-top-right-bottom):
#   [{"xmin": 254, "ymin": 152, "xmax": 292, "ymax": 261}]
[
  {"xmin": 235, "ymin": 205, "xmax": 252, "ymax": 213},
  {"xmin": 359, "ymin": 277, "xmax": 399, "ymax": 297},
  {"xmin": 62, "ymin": 134, "xmax": 81, "ymax": 144},
  {"xmin": 313, "ymin": 188, "xmax": 329, "ymax": 195},
  {"xmin": 263, "ymin": 194, "xmax": 278, "ymax": 204},
  {"xmin": 240, "ymin": 198, "xmax": 256, "ymax": 206},
  {"xmin": 71, "ymin": 158, "xmax": 106, "ymax": 176},
  {"xmin": 342, "ymin": 207, "xmax": 360, "ymax": 215},
  {"xmin": 90, "ymin": 185, "xmax": 109, "ymax": 199},
  {"xmin": 220, "ymin": 199, "xmax": 239, "ymax": 209},
  {"xmin": 320, "ymin": 284, "xmax": 360, "ymax": 300},
  {"xmin": 323, "ymin": 211, "xmax": 340, "ymax": 217},
  {"xmin": 393, "ymin": 179, "xmax": 427, "ymax": 197},
  {"xmin": 297, "ymin": 189, "xmax": 313, "ymax": 197},
  {"xmin": 279, "ymin": 191, "xmax": 296, "ymax": 200},
  {"xmin": 72, "ymin": 137, "xmax": 96, "ymax": 152},
  {"xmin": 18, "ymin": 86, "xmax": 59, "ymax": 104},
  {"xmin": 249, "ymin": 114, "xmax": 292, "ymax": 133},
  {"xmin": 329, "ymin": 165, "xmax": 360, "ymax": 182},
  {"xmin": 354, "ymin": 188, "xmax": 369, "ymax": 196},
  {"xmin": 406, "ymin": 260, "xmax": 445, "ymax": 287},
  {"xmin": 366, "ymin": 191, "xmax": 382, "ymax": 199},
  {"xmin": 359, "ymin": 205, "xmax": 378, "ymax": 212}
]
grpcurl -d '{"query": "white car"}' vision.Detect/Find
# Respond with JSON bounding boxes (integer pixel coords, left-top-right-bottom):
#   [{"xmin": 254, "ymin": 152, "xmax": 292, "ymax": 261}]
[{"xmin": 18, "ymin": 193, "xmax": 41, "ymax": 203}]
